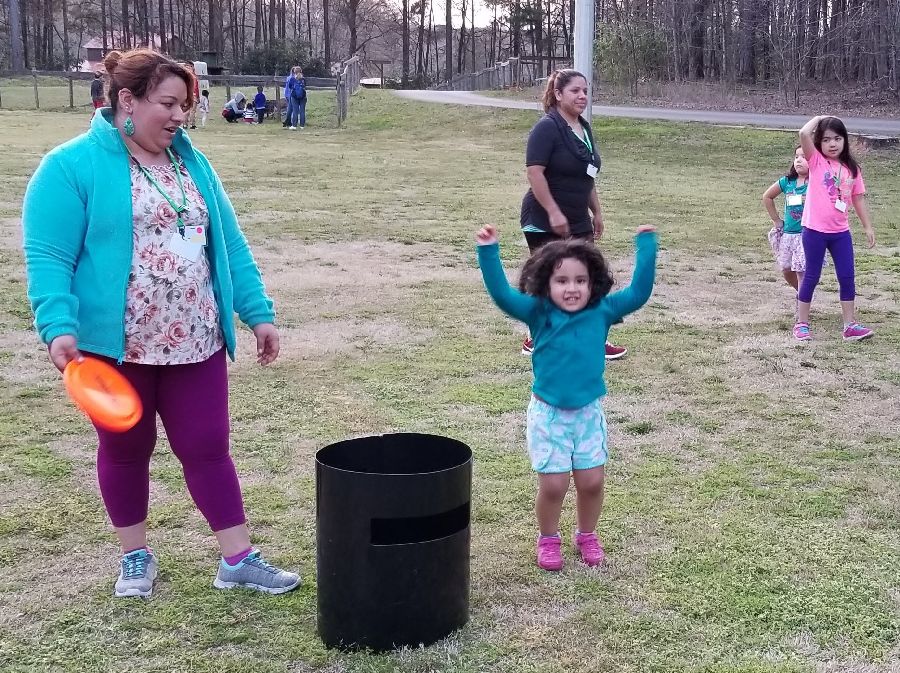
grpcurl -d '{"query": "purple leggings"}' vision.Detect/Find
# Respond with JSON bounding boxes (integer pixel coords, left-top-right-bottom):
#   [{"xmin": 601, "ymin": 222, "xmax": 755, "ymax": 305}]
[
  {"xmin": 798, "ymin": 228, "xmax": 856, "ymax": 303},
  {"xmin": 93, "ymin": 348, "xmax": 246, "ymax": 531}
]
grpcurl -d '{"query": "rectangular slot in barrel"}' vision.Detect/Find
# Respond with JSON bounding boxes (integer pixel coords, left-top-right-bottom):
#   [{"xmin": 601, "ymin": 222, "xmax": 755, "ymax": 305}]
[{"xmin": 370, "ymin": 502, "xmax": 470, "ymax": 545}]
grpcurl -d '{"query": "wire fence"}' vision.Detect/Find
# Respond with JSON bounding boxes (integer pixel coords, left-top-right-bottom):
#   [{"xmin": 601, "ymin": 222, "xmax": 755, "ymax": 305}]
[{"xmin": 433, "ymin": 57, "xmax": 524, "ymax": 91}]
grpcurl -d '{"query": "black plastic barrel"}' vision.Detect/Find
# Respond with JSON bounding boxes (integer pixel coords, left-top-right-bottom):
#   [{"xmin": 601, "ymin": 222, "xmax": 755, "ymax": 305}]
[{"xmin": 316, "ymin": 433, "xmax": 472, "ymax": 652}]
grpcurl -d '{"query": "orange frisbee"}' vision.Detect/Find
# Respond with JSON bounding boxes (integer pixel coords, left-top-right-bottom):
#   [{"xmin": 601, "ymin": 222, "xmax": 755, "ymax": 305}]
[{"xmin": 63, "ymin": 357, "xmax": 143, "ymax": 432}]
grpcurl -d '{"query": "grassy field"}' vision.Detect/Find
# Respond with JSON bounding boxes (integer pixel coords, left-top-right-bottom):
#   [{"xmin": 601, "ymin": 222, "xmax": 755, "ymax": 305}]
[{"xmin": 0, "ymin": 90, "xmax": 898, "ymax": 673}]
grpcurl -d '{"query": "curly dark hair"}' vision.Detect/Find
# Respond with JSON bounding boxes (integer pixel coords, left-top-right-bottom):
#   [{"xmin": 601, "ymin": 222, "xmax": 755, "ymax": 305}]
[{"xmin": 518, "ymin": 239, "xmax": 614, "ymax": 306}]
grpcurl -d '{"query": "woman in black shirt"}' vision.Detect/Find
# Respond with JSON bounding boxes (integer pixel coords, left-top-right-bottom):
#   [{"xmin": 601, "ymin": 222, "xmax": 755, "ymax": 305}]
[{"xmin": 520, "ymin": 69, "xmax": 626, "ymax": 359}]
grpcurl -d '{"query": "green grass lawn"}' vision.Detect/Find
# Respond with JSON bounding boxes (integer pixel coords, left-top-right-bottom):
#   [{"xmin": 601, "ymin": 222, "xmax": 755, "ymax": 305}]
[{"xmin": 0, "ymin": 90, "xmax": 898, "ymax": 673}]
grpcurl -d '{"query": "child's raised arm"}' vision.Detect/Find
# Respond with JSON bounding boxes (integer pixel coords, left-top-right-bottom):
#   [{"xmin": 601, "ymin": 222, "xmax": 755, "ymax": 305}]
[
  {"xmin": 762, "ymin": 181, "xmax": 785, "ymax": 229},
  {"xmin": 799, "ymin": 115, "xmax": 827, "ymax": 160},
  {"xmin": 602, "ymin": 225, "xmax": 658, "ymax": 322},
  {"xmin": 475, "ymin": 225, "xmax": 539, "ymax": 323}
]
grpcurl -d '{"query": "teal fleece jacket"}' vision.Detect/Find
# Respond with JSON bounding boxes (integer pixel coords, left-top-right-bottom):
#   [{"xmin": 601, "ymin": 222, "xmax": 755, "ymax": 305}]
[
  {"xmin": 22, "ymin": 109, "xmax": 274, "ymax": 362},
  {"xmin": 477, "ymin": 232, "xmax": 658, "ymax": 408}
]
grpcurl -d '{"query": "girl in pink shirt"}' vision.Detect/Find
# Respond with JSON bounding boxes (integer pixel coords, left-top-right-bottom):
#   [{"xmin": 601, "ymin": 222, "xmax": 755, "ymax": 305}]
[{"xmin": 795, "ymin": 115, "xmax": 876, "ymax": 342}]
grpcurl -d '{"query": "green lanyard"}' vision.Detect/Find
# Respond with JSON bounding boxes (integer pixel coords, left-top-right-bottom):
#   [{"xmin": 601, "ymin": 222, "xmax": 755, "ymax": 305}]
[
  {"xmin": 130, "ymin": 148, "xmax": 188, "ymax": 235},
  {"xmin": 573, "ymin": 127, "xmax": 593, "ymax": 155},
  {"xmin": 826, "ymin": 160, "xmax": 843, "ymax": 193}
]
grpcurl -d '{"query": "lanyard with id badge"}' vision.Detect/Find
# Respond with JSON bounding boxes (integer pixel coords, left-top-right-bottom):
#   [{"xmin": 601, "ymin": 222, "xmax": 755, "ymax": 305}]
[
  {"xmin": 575, "ymin": 127, "xmax": 599, "ymax": 178},
  {"xmin": 131, "ymin": 148, "xmax": 207, "ymax": 261},
  {"xmin": 827, "ymin": 160, "xmax": 848, "ymax": 213}
]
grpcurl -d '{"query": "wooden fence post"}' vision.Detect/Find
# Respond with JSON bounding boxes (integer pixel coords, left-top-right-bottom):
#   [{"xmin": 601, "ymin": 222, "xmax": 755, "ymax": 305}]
[
  {"xmin": 32, "ymin": 70, "xmax": 39, "ymax": 109},
  {"xmin": 68, "ymin": 74, "xmax": 74, "ymax": 109}
]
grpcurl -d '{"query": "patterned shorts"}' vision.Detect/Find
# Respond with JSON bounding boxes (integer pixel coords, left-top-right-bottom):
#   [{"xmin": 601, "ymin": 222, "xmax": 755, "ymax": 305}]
[
  {"xmin": 526, "ymin": 396, "xmax": 608, "ymax": 474},
  {"xmin": 768, "ymin": 229, "xmax": 806, "ymax": 272}
]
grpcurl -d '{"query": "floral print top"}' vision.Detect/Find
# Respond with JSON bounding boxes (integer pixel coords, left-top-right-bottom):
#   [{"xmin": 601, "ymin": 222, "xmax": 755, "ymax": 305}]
[{"xmin": 124, "ymin": 154, "xmax": 223, "ymax": 364}]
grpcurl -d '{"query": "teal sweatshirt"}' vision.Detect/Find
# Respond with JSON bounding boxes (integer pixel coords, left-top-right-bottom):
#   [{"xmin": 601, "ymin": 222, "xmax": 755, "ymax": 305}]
[
  {"xmin": 477, "ymin": 232, "xmax": 658, "ymax": 408},
  {"xmin": 22, "ymin": 109, "xmax": 274, "ymax": 362}
]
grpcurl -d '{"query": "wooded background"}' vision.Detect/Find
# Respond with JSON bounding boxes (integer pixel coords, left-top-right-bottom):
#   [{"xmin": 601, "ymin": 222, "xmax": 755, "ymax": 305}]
[{"xmin": 2, "ymin": 0, "xmax": 898, "ymax": 99}]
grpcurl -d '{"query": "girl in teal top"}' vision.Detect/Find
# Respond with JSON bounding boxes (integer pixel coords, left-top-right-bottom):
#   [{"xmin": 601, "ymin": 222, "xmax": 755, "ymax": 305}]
[
  {"xmin": 476, "ymin": 224, "xmax": 657, "ymax": 572},
  {"xmin": 762, "ymin": 145, "xmax": 809, "ymax": 293}
]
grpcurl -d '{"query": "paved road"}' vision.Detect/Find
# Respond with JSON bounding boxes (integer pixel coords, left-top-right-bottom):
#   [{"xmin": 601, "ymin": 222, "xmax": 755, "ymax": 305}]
[{"xmin": 394, "ymin": 89, "xmax": 900, "ymax": 136}]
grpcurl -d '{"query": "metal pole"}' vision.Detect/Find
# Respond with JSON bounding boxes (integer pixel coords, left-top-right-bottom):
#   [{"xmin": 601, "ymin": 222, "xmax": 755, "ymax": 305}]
[{"xmin": 573, "ymin": 0, "xmax": 594, "ymax": 123}]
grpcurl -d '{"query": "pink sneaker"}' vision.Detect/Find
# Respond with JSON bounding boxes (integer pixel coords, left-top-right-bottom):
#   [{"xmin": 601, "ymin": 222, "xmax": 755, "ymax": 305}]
[
  {"xmin": 842, "ymin": 322, "xmax": 873, "ymax": 342},
  {"xmin": 573, "ymin": 531, "xmax": 605, "ymax": 567},
  {"xmin": 604, "ymin": 342, "xmax": 627, "ymax": 360},
  {"xmin": 793, "ymin": 322, "xmax": 812, "ymax": 341},
  {"xmin": 536, "ymin": 535, "xmax": 563, "ymax": 571}
]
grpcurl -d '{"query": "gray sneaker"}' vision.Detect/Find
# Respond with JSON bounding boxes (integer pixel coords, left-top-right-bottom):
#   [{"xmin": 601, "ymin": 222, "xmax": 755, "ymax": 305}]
[
  {"xmin": 213, "ymin": 550, "xmax": 301, "ymax": 595},
  {"xmin": 114, "ymin": 549, "xmax": 158, "ymax": 598}
]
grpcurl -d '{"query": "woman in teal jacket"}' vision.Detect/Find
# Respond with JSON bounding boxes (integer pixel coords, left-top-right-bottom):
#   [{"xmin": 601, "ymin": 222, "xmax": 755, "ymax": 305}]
[{"xmin": 22, "ymin": 48, "xmax": 301, "ymax": 598}]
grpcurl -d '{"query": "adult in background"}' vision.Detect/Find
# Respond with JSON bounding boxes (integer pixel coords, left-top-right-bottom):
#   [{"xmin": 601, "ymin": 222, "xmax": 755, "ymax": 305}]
[
  {"xmin": 284, "ymin": 66, "xmax": 306, "ymax": 130},
  {"xmin": 520, "ymin": 69, "xmax": 627, "ymax": 360},
  {"xmin": 181, "ymin": 61, "xmax": 200, "ymax": 129},
  {"xmin": 222, "ymin": 91, "xmax": 245, "ymax": 123},
  {"xmin": 90, "ymin": 71, "xmax": 105, "ymax": 109},
  {"xmin": 282, "ymin": 70, "xmax": 294, "ymax": 127},
  {"xmin": 291, "ymin": 68, "xmax": 307, "ymax": 129},
  {"xmin": 22, "ymin": 48, "xmax": 300, "ymax": 599}
]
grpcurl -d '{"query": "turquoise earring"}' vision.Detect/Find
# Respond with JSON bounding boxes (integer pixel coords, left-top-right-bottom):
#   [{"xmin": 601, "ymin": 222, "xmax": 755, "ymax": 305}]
[{"xmin": 124, "ymin": 116, "xmax": 135, "ymax": 136}]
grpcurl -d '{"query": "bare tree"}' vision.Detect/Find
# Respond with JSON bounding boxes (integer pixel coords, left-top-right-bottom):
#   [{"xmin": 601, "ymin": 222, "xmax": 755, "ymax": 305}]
[{"xmin": 9, "ymin": 0, "xmax": 26, "ymax": 71}]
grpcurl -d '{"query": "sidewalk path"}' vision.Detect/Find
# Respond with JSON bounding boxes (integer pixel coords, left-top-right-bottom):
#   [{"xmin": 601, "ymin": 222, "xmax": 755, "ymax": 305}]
[{"xmin": 394, "ymin": 90, "xmax": 900, "ymax": 136}]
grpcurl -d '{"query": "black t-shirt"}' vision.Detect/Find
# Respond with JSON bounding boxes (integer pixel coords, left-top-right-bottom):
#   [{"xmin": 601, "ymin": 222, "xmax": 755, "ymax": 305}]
[{"xmin": 520, "ymin": 110, "xmax": 601, "ymax": 234}]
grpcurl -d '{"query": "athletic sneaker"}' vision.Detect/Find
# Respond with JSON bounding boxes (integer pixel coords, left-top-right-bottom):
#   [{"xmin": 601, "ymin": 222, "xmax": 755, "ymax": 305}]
[
  {"xmin": 522, "ymin": 337, "xmax": 534, "ymax": 355},
  {"xmin": 842, "ymin": 322, "xmax": 873, "ymax": 342},
  {"xmin": 289, "ymin": 126, "xmax": 297, "ymax": 130},
  {"xmin": 114, "ymin": 548, "xmax": 158, "ymax": 598},
  {"xmin": 536, "ymin": 535, "xmax": 563, "ymax": 571},
  {"xmin": 793, "ymin": 322, "xmax": 812, "ymax": 341},
  {"xmin": 213, "ymin": 550, "xmax": 301, "ymax": 594},
  {"xmin": 604, "ymin": 342, "xmax": 627, "ymax": 360},
  {"xmin": 573, "ymin": 531, "xmax": 605, "ymax": 567}
]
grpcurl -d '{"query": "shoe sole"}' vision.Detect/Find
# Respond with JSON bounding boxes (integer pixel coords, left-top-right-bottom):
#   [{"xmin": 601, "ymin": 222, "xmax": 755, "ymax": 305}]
[
  {"xmin": 114, "ymin": 587, "xmax": 153, "ymax": 597},
  {"xmin": 537, "ymin": 561, "xmax": 563, "ymax": 571},
  {"xmin": 213, "ymin": 577, "xmax": 302, "ymax": 595},
  {"xmin": 843, "ymin": 333, "xmax": 873, "ymax": 342},
  {"xmin": 576, "ymin": 553, "xmax": 604, "ymax": 567},
  {"xmin": 604, "ymin": 351, "xmax": 627, "ymax": 360},
  {"xmin": 794, "ymin": 336, "xmax": 812, "ymax": 341},
  {"xmin": 521, "ymin": 348, "xmax": 533, "ymax": 356}
]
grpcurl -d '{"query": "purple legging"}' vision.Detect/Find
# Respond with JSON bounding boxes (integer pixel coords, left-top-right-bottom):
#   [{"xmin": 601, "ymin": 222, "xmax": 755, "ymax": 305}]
[
  {"xmin": 798, "ymin": 228, "xmax": 856, "ymax": 303},
  {"xmin": 93, "ymin": 348, "xmax": 247, "ymax": 531}
]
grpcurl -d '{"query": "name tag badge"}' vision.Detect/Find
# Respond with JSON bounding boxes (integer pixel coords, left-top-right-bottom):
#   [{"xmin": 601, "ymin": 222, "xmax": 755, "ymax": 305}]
[
  {"xmin": 586, "ymin": 164, "xmax": 598, "ymax": 178},
  {"xmin": 834, "ymin": 199, "xmax": 848, "ymax": 213},
  {"xmin": 184, "ymin": 224, "xmax": 207, "ymax": 246},
  {"xmin": 168, "ymin": 230, "xmax": 203, "ymax": 262},
  {"xmin": 786, "ymin": 194, "xmax": 803, "ymax": 207}
]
